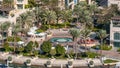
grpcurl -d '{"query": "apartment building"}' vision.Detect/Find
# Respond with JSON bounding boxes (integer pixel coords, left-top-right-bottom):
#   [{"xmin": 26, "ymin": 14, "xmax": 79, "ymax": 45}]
[
  {"xmin": 14, "ymin": 0, "xmax": 28, "ymax": 10},
  {"xmin": 65, "ymin": 0, "xmax": 92, "ymax": 9},
  {"xmin": 108, "ymin": 0, "xmax": 120, "ymax": 9},
  {"xmin": 110, "ymin": 16, "xmax": 120, "ymax": 47}
]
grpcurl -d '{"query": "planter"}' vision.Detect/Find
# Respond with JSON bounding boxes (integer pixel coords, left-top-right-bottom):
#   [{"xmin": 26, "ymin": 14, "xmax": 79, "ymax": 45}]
[
  {"xmin": 25, "ymin": 59, "xmax": 31, "ymax": 66},
  {"xmin": 7, "ymin": 60, "xmax": 13, "ymax": 63},
  {"xmin": 26, "ymin": 63, "xmax": 31, "ymax": 66},
  {"xmin": 46, "ymin": 60, "xmax": 52, "ymax": 67},
  {"xmin": 7, "ymin": 56, "xmax": 13, "ymax": 63},
  {"xmin": 88, "ymin": 61, "xmax": 94, "ymax": 67},
  {"xmin": 67, "ymin": 61, "xmax": 73, "ymax": 68}
]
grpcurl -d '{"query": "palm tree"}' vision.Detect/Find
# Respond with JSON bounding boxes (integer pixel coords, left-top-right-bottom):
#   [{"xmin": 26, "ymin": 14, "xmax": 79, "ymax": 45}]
[
  {"xmin": 42, "ymin": 10, "xmax": 57, "ymax": 24},
  {"xmin": 54, "ymin": 7, "xmax": 63, "ymax": 24},
  {"xmin": 73, "ymin": 1, "xmax": 95, "ymax": 29},
  {"xmin": 81, "ymin": 28, "xmax": 91, "ymax": 51},
  {"xmin": 69, "ymin": 28, "xmax": 81, "ymax": 59},
  {"xmin": 12, "ymin": 23, "xmax": 22, "ymax": 53},
  {"xmin": 0, "ymin": 22, "xmax": 11, "ymax": 37},
  {"xmin": 41, "ymin": 0, "xmax": 59, "ymax": 10},
  {"xmin": 32, "ymin": 7, "xmax": 43, "ymax": 26},
  {"xmin": 97, "ymin": 30, "xmax": 107, "ymax": 55},
  {"xmin": 0, "ymin": 22, "xmax": 10, "ymax": 47},
  {"xmin": 17, "ymin": 12, "xmax": 33, "ymax": 35},
  {"xmin": 61, "ymin": 10, "xmax": 73, "ymax": 23}
]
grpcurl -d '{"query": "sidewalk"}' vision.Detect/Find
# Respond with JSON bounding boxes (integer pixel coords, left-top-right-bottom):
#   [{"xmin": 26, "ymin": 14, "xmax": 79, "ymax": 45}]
[{"xmin": 0, "ymin": 52, "xmax": 102, "ymax": 67}]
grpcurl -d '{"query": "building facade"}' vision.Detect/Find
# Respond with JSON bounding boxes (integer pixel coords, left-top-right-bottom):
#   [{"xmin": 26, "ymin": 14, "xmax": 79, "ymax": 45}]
[
  {"xmin": 108, "ymin": 0, "xmax": 120, "ymax": 9},
  {"xmin": 110, "ymin": 16, "xmax": 120, "ymax": 47},
  {"xmin": 65, "ymin": 0, "xmax": 92, "ymax": 9},
  {"xmin": 14, "ymin": 0, "xmax": 28, "ymax": 10}
]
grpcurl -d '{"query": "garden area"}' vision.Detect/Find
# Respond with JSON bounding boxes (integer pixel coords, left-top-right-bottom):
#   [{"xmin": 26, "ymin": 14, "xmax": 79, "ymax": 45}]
[
  {"xmin": 36, "ymin": 22, "xmax": 75, "ymax": 32},
  {"xmin": 104, "ymin": 59, "xmax": 118, "ymax": 63},
  {"xmin": 91, "ymin": 45, "xmax": 112, "ymax": 51}
]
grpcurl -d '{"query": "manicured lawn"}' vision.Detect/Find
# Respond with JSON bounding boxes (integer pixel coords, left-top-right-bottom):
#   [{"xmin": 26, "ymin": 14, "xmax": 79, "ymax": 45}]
[
  {"xmin": 91, "ymin": 45, "xmax": 112, "ymax": 50},
  {"xmin": 80, "ymin": 52, "xmax": 100, "ymax": 58},
  {"xmin": 104, "ymin": 59, "xmax": 118, "ymax": 63},
  {"xmin": 87, "ymin": 52, "xmax": 100, "ymax": 58}
]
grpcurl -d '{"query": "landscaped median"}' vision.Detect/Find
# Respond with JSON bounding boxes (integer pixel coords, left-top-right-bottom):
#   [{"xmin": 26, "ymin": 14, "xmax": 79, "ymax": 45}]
[
  {"xmin": 0, "ymin": 52, "xmax": 103, "ymax": 67},
  {"xmin": 103, "ymin": 59, "xmax": 119, "ymax": 65}
]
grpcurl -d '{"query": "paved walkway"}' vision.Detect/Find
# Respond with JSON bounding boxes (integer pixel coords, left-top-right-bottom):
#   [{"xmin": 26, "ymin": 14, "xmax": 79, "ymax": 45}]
[
  {"xmin": 0, "ymin": 52, "xmax": 102, "ymax": 67},
  {"xmin": 98, "ymin": 50, "xmax": 120, "ymax": 60}
]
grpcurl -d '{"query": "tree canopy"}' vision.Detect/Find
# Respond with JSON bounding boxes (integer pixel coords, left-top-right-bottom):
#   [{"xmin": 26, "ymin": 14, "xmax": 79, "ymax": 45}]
[
  {"xmin": 41, "ymin": 41, "xmax": 52, "ymax": 54},
  {"xmin": 55, "ymin": 44, "xmax": 65, "ymax": 56}
]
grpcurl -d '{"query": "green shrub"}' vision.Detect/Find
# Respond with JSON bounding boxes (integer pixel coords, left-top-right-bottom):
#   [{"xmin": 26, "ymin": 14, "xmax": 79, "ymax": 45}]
[
  {"xmin": 87, "ymin": 52, "xmax": 100, "ymax": 58},
  {"xmin": 7, "ymin": 36, "xmax": 21, "ymax": 42},
  {"xmin": 40, "ymin": 25, "xmax": 49, "ymax": 30},
  {"xmin": 3, "ymin": 42, "xmax": 10, "ymax": 52},
  {"xmin": 16, "ymin": 36, "xmax": 22, "ymax": 42},
  {"xmin": 104, "ymin": 59, "xmax": 118, "ymax": 63},
  {"xmin": 25, "ymin": 4, "xmax": 30, "ymax": 9},
  {"xmin": 55, "ymin": 44, "xmax": 65, "ymax": 56},
  {"xmin": 91, "ymin": 45, "xmax": 112, "ymax": 50},
  {"xmin": 24, "ymin": 41, "xmax": 33, "ymax": 53},
  {"xmin": 117, "ymin": 48, "xmax": 120, "ymax": 52},
  {"xmin": 23, "ymin": 53, "xmax": 30, "ymax": 56},
  {"xmin": 33, "ymin": 50, "xmax": 39, "ymax": 56},
  {"xmin": 38, "ymin": 54, "xmax": 49, "ymax": 58},
  {"xmin": 41, "ymin": 41, "xmax": 52, "ymax": 54},
  {"xmin": 36, "ymin": 29, "xmax": 44, "ymax": 33},
  {"xmin": 34, "ymin": 41, "xmax": 39, "ymax": 48},
  {"xmin": 81, "ymin": 52, "xmax": 88, "ymax": 58}
]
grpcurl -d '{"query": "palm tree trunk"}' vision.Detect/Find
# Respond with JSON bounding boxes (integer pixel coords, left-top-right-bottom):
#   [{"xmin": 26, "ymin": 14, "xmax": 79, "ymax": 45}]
[
  {"xmin": 100, "ymin": 39, "xmax": 103, "ymax": 56},
  {"xmin": 14, "ymin": 35, "xmax": 16, "ymax": 53},
  {"xmin": 74, "ymin": 37, "xmax": 77, "ymax": 60},
  {"xmin": 84, "ymin": 38, "xmax": 87, "ymax": 52}
]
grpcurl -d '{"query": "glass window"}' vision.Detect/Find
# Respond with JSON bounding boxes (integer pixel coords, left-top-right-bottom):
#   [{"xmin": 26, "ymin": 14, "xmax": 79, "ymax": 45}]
[
  {"xmin": 114, "ymin": 42, "xmax": 120, "ymax": 47},
  {"xmin": 114, "ymin": 32, "xmax": 120, "ymax": 40},
  {"xmin": 17, "ymin": 4, "xmax": 23, "ymax": 9}
]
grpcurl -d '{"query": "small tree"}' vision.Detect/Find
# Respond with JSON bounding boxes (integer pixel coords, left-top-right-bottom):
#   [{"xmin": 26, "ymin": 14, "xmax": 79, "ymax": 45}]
[
  {"xmin": 55, "ymin": 44, "xmax": 65, "ymax": 56},
  {"xmin": 32, "ymin": 41, "xmax": 39, "ymax": 51},
  {"xmin": 41, "ymin": 41, "xmax": 52, "ymax": 54},
  {"xmin": 33, "ymin": 50, "xmax": 39, "ymax": 57},
  {"xmin": 97, "ymin": 30, "xmax": 107, "ymax": 55},
  {"xmin": 24, "ymin": 41, "xmax": 33, "ymax": 53},
  {"xmin": 17, "ymin": 47, "xmax": 24, "ymax": 54},
  {"xmin": 3, "ymin": 42, "xmax": 10, "ymax": 52}
]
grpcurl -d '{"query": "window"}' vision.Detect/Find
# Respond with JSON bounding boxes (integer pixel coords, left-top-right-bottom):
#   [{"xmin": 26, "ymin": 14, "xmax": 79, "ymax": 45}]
[
  {"xmin": 114, "ymin": 32, "xmax": 120, "ymax": 40},
  {"xmin": 114, "ymin": 42, "xmax": 120, "ymax": 47}
]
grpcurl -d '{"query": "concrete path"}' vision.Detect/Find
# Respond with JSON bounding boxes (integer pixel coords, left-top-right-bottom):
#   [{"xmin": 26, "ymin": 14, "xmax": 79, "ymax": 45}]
[{"xmin": 0, "ymin": 52, "xmax": 102, "ymax": 67}]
